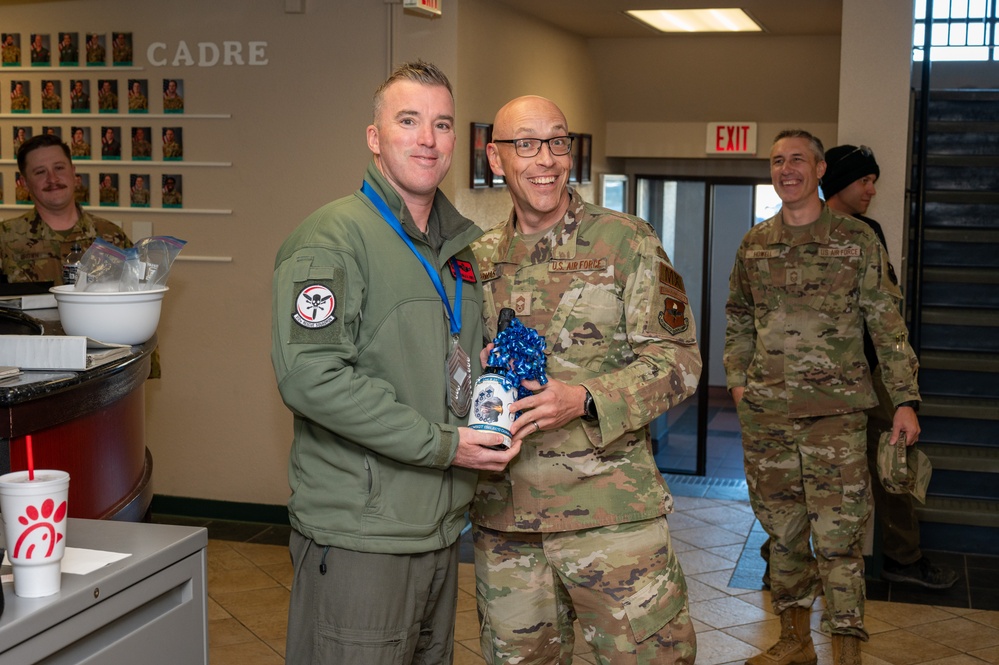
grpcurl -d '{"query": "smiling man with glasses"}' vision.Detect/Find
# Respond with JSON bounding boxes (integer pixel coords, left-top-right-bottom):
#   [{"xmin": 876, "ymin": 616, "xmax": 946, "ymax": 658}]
[{"xmin": 470, "ymin": 95, "xmax": 702, "ymax": 665}]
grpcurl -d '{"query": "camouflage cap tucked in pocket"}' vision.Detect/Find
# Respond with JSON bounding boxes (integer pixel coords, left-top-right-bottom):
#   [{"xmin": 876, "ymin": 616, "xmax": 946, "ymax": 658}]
[{"xmin": 877, "ymin": 431, "xmax": 932, "ymax": 503}]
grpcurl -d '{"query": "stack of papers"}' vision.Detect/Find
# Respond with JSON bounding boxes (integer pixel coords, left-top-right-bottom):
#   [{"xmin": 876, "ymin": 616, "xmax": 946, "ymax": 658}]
[
  {"xmin": 0, "ymin": 292, "xmax": 57, "ymax": 310},
  {"xmin": 0, "ymin": 335, "xmax": 132, "ymax": 371}
]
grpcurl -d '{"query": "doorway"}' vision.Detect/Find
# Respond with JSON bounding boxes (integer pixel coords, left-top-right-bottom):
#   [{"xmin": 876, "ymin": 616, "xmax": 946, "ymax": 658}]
[{"xmin": 636, "ymin": 177, "xmax": 777, "ymax": 477}]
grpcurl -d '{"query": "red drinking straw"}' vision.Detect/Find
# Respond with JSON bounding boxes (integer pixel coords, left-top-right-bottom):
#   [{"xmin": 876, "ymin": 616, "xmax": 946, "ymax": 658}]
[{"xmin": 26, "ymin": 434, "xmax": 34, "ymax": 481}]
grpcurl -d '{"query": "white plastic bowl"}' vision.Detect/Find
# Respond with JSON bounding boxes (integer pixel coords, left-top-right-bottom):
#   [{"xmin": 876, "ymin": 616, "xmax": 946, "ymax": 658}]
[{"xmin": 50, "ymin": 285, "xmax": 168, "ymax": 345}]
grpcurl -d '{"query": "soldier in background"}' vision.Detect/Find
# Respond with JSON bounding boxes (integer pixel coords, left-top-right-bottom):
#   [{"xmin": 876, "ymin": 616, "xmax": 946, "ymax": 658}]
[
  {"xmin": 821, "ymin": 144, "xmax": 957, "ymax": 590},
  {"xmin": 130, "ymin": 175, "xmax": 150, "ymax": 207},
  {"xmin": 86, "ymin": 33, "xmax": 105, "ymax": 64},
  {"xmin": 70, "ymin": 79, "xmax": 89, "ymax": 111},
  {"xmin": 127, "ymin": 80, "xmax": 147, "ymax": 111},
  {"xmin": 162, "ymin": 128, "xmax": 183, "ymax": 159},
  {"xmin": 70, "ymin": 127, "xmax": 90, "ymax": 158},
  {"xmin": 29, "ymin": 33, "xmax": 49, "ymax": 65},
  {"xmin": 10, "ymin": 81, "xmax": 29, "ymax": 112},
  {"xmin": 0, "ymin": 135, "xmax": 130, "ymax": 283},
  {"xmin": 74, "ymin": 174, "xmax": 89, "ymax": 204},
  {"xmin": 98, "ymin": 173, "xmax": 118, "ymax": 205},
  {"xmin": 471, "ymin": 95, "xmax": 701, "ymax": 665},
  {"xmin": 112, "ymin": 32, "xmax": 132, "ymax": 64},
  {"xmin": 163, "ymin": 79, "xmax": 184, "ymax": 112},
  {"xmin": 161, "ymin": 176, "xmax": 182, "ymax": 206},
  {"xmin": 131, "ymin": 127, "xmax": 152, "ymax": 159},
  {"xmin": 724, "ymin": 129, "xmax": 921, "ymax": 665},
  {"xmin": 41, "ymin": 80, "xmax": 60, "ymax": 111},
  {"xmin": 2, "ymin": 34, "xmax": 21, "ymax": 65},
  {"xmin": 58, "ymin": 32, "xmax": 77, "ymax": 65},
  {"xmin": 97, "ymin": 80, "xmax": 117, "ymax": 111}
]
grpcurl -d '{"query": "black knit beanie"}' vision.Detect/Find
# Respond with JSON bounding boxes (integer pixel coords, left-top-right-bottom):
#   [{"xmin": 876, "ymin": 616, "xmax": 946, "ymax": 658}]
[{"xmin": 821, "ymin": 144, "xmax": 879, "ymax": 200}]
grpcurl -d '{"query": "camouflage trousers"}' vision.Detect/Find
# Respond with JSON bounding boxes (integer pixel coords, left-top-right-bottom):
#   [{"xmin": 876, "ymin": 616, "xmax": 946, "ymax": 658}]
[
  {"xmin": 473, "ymin": 518, "xmax": 696, "ymax": 665},
  {"xmin": 738, "ymin": 400, "xmax": 871, "ymax": 640}
]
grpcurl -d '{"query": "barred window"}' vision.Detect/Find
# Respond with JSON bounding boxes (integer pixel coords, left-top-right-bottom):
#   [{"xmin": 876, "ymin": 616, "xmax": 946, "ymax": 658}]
[{"xmin": 913, "ymin": 0, "xmax": 999, "ymax": 61}]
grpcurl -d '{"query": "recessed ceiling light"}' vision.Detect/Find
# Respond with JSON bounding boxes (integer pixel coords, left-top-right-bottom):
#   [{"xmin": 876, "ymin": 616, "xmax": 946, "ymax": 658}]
[{"xmin": 627, "ymin": 8, "xmax": 764, "ymax": 33}]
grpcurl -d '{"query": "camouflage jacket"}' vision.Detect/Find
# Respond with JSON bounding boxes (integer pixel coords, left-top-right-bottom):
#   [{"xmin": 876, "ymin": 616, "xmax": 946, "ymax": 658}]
[
  {"xmin": 471, "ymin": 189, "xmax": 702, "ymax": 533},
  {"xmin": 724, "ymin": 206, "xmax": 920, "ymax": 417},
  {"xmin": 0, "ymin": 207, "xmax": 132, "ymax": 284}
]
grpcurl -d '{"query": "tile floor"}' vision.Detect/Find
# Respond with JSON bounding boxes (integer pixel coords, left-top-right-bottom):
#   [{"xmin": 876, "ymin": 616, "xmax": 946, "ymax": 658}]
[
  {"xmin": 156, "ymin": 487, "xmax": 999, "ymax": 665},
  {"xmin": 157, "ymin": 389, "xmax": 999, "ymax": 663}
]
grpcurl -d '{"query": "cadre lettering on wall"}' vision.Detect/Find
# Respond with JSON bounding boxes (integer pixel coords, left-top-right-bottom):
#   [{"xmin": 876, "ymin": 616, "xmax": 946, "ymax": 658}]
[{"xmin": 147, "ymin": 41, "xmax": 268, "ymax": 67}]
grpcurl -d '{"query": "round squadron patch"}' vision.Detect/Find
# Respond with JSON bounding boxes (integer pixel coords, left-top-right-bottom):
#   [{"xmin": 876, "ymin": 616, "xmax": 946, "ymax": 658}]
[{"xmin": 294, "ymin": 284, "xmax": 336, "ymax": 328}]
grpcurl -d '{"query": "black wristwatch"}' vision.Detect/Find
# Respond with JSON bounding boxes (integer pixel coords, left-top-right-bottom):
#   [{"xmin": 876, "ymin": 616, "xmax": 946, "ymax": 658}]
[
  {"xmin": 582, "ymin": 389, "xmax": 598, "ymax": 422},
  {"xmin": 897, "ymin": 400, "xmax": 920, "ymax": 412}
]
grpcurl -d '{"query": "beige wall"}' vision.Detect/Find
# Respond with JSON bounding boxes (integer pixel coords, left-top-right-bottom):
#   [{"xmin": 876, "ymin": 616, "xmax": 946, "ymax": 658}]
[{"xmin": 1, "ymin": 0, "xmax": 915, "ymax": 510}]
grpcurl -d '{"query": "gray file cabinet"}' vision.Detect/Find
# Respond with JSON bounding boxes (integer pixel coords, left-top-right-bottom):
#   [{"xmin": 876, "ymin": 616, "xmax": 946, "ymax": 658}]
[{"xmin": 0, "ymin": 519, "xmax": 208, "ymax": 664}]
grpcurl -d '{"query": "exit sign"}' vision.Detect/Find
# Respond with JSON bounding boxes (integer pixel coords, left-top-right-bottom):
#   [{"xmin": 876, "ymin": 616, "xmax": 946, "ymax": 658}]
[
  {"xmin": 403, "ymin": 0, "xmax": 442, "ymax": 16},
  {"xmin": 706, "ymin": 122, "xmax": 757, "ymax": 155}
]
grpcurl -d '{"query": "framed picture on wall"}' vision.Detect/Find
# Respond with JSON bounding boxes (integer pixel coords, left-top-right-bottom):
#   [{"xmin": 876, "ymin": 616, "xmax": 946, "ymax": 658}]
[
  {"xmin": 573, "ymin": 133, "xmax": 592, "ymax": 184},
  {"xmin": 470, "ymin": 122, "xmax": 491, "ymax": 189}
]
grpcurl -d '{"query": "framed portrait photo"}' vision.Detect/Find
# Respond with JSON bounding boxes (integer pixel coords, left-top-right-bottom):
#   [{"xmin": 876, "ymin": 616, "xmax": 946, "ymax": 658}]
[{"xmin": 470, "ymin": 123, "xmax": 491, "ymax": 189}]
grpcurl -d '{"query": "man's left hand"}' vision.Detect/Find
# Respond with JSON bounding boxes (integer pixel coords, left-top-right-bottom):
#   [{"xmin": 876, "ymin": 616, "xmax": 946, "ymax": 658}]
[{"xmin": 508, "ymin": 378, "xmax": 588, "ymax": 444}]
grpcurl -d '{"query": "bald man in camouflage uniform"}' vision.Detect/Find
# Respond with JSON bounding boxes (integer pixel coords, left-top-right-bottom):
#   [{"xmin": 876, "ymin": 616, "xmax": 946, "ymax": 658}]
[
  {"xmin": 724, "ymin": 129, "xmax": 920, "ymax": 665},
  {"xmin": 472, "ymin": 95, "xmax": 701, "ymax": 665}
]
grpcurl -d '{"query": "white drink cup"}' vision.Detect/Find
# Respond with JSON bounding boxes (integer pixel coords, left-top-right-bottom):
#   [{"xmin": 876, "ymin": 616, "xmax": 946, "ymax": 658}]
[{"xmin": 0, "ymin": 469, "xmax": 70, "ymax": 597}]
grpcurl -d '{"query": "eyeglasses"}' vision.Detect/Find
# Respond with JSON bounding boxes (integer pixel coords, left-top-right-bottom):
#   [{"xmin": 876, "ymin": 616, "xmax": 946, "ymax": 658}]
[
  {"xmin": 493, "ymin": 136, "xmax": 573, "ymax": 158},
  {"xmin": 846, "ymin": 144, "xmax": 874, "ymax": 159}
]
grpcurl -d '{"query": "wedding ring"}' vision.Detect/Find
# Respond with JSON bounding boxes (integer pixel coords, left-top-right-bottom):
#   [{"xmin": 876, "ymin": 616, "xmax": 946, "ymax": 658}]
[{"xmin": 533, "ymin": 421, "xmax": 541, "ymax": 433}]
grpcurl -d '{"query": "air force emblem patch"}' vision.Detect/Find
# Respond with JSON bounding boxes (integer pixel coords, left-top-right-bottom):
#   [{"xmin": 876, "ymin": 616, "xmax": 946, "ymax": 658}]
[{"xmin": 294, "ymin": 284, "xmax": 336, "ymax": 328}]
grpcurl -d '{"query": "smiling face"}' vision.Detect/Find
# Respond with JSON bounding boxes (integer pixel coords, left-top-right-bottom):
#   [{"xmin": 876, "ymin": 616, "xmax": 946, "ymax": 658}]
[
  {"xmin": 22, "ymin": 145, "xmax": 76, "ymax": 214},
  {"xmin": 828, "ymin": 174, "xmax": 877, "ymax": 217},
  {"xmin": 366, "ymin": 79, "xmax": 455, "ymax": 213},
  {"xmin": 488, "ymin": 96, "xmax": 573, "ymax": 234},
  {"xmin": 770, "ymin": 136, "xmax": 825, "ymax": 210}
]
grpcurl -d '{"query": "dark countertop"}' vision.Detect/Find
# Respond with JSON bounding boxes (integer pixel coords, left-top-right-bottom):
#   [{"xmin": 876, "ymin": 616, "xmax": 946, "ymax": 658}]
[{"xmin": 0, "ymin": 307, "xmax": 155, "ymax": 411}]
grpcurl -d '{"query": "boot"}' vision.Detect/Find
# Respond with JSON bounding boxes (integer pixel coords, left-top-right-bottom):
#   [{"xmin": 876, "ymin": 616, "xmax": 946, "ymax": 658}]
[
  {"xmin": 746, "ymin": 606, "xmax": 817, "ymax": 665},
  {"xmin": 831, "ymin": 634, "xmax": 862, "ymax": 665}
]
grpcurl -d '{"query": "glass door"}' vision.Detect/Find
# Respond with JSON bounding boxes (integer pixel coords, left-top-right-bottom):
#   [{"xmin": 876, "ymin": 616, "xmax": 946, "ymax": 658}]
[{"xmin": 638, "ymin": 177, "xmax": 773, "ymax": 477}]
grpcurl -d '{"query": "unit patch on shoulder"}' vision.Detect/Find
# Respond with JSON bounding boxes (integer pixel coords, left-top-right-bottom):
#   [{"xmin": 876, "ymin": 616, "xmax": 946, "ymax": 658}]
[
  {"xmin": 449, "ymin": 258, "xmax": 477, "ymax": 283},
  {"xmin": 657, "ymin": 263, "xmax": 689, "ymax": 335},
  {"xmin": 294, "ymin": 284, "xmax": 337, "ymax": 328}
]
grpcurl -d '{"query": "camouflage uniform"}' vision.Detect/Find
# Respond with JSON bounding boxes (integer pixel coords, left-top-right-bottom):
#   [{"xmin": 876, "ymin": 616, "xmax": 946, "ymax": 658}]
[
  {"xmin": 163, "ymin": 94, "xmax": 184, "ymax": 112},
  {"xmin": 724, "ymin": 206, "xmax": 920, "ymax": 640},
  {"xmin": 112, "ymin": 41, "xmax": 132, "ymax": 64},
  {"xmin": 70, "ymin": 141, "xmax": 91, "ymax": 158},
  {"xmin": 99, "ymin": 185, "xmax": 118, "ymax": 205},
  {"xmin": 132, "ymin": 139, "xmax": 152, "ymax": 158},
  {"xmin": 2, "ymin": 44, "xmax": 19, "ymax": 64},
  {"xmin": 162, "ymin": 190, "xmax": 182, "ymax": 206},
  {"xmin": 162, "ymin": 140, "xmax": 182, "ymax": 159},
  {"xmin": 86, "ymin": 42, "xmax": 104, "ymax": 64},
  {"xmin": 41, "ymin": 91, "xmax": 60, "ymax": 111},
  {"xmin": 70, "ymin": 89, "xmax": 89, "ymax": 111},
  {"xmin": 98, "ymin": 90, "xmax": 117, "ymax": 111},
  {"xmin": 10, "ymin": 92, "xmax": 29, "ymax": 111},
  {"xmin": 131, "ymin": 188, "xmax": 150, "ymax": 207},
  {"xmin": 472, "ymin": 189, "xmax": 701, "ymax": 665},
  {"xmin": 0, "ymin": 207, "xmax": 131, "ymax": 284},
  {"xmin": 128, "ymin": 93, "xmax": 147, "ymax": 111}
]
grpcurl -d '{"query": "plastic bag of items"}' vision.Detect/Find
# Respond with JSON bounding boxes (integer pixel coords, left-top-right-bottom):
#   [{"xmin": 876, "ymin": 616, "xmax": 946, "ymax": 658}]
[{"xmin": 75, "ymin": 236, "xmax": 187, "ymax": 292}]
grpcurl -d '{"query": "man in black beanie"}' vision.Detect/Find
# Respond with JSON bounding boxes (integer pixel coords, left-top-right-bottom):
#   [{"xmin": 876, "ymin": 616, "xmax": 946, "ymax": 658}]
[{"xmin": 823, "ymin": 144, "xmax": 958, "ymax": 590}]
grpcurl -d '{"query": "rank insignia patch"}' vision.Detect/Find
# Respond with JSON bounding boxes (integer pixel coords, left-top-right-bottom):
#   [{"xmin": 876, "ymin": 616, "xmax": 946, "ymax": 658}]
[{"xmin": 294, "ymin": 284, "xmax": 336, "ymax": 328}]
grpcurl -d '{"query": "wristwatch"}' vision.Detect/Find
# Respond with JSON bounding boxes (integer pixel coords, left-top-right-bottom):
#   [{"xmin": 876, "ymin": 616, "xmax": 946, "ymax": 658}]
[
  {"xmin": 582, "ymin": 389, "xmax": 598, "ymax": 422},
  {"xmin": 897, "ymin": 400, "xmax": 920, "ymax": 412}
]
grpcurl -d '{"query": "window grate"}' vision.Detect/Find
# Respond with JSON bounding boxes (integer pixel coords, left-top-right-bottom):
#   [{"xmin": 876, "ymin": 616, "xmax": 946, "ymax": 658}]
[{"xmin": 913, "ymin": 0, "xmax": 999, "ymax": 62}]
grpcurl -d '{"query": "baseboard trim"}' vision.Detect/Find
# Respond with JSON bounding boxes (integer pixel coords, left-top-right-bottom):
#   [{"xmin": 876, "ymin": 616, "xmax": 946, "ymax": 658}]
[{"xmin": 150, "ymin": 494, "xmax": 289, "ymax": 525}]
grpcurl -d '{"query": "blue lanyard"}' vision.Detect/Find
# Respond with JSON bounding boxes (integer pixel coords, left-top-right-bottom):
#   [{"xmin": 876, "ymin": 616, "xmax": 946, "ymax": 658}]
[{"xmin": 360, "ymin": 181, "xmax": 462, "ymax": 336}]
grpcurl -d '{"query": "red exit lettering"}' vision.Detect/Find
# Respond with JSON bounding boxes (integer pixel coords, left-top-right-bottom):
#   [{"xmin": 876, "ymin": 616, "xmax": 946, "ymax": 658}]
[{"xmin": 715, "ymin": 124, "xmax": 751, "ymax": 152}]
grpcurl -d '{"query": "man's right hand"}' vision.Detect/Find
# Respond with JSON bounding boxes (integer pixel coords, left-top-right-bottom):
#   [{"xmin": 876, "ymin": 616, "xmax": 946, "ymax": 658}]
[
  {"xmin": 452, "ymin": 427, "xmax": 520, "ymax": 472},
  {"xmin": 730, "ymin": 386, "xmax": 745, "ymax": 406}
]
